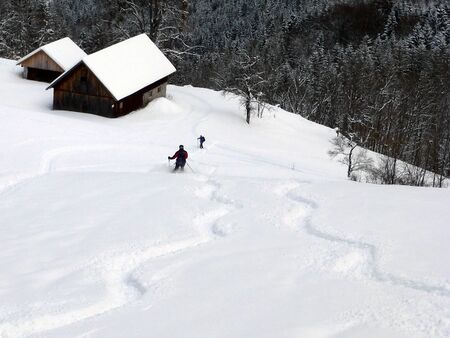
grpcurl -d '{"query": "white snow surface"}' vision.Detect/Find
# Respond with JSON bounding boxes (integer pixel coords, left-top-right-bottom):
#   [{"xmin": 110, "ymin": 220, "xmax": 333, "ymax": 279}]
[
  {"xmin": 0, "ymin": 58, "xmax": 449, "ymax": 338},
  {"xmin": 71, "ymin": 34, "xmax": 176, "ymax": 100},
  {"xmin": 16, "ymin": 37, "xmax": 87, "ymax": 71}
]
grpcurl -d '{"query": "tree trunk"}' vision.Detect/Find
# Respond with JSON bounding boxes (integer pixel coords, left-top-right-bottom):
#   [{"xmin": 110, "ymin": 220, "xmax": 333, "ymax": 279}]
[
  {"xmin": 347, "ymin": 145, "xmax": 357, "ymax": 177},
  {"xmin": 246, "ymin": 88, "xmax": 251, "ymax": 124}
]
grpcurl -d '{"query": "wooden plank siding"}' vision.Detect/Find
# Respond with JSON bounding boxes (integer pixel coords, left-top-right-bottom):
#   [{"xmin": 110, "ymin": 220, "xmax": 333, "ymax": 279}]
[
  {"xmin": 21, "ymin": 50, "xmax": 64, "ymax": 73},
  {"xmin": 54, "ymin": 91, "xmax": 116, "ymax": 118},
  {"xmin": 52, "ymin": 62, "xmax": 170, "ymax": 118},
  {"xmin": 53, "ymin": 63, "xmax": 116, "ymax": 117},
  {"xmin": 55, "ymin": 63, "xmax": 112, "ymax": 97},
  {"xmin": 20, "ymin": 50, "xmax": 64, "ymax": 82}
]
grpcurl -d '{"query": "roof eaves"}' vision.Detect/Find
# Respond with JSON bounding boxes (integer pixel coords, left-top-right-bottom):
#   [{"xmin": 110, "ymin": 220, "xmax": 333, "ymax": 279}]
[{"xmin": 16, "ymin": 48, "xmax": 42, "ymax": 65}]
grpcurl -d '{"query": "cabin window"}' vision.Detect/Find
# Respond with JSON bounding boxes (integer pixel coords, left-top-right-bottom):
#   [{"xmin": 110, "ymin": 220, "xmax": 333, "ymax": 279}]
[
  {"xmin": 157, "ymin": 87, "xmax": 162, "ymax": 93},
  {"xmin": 149, "ymin": 90, "xmax": 153, "ymax": 96},
  {"xmin": 80, "ymin": 76, "xmax": 87, "ymax": 83},
  {"xmin": 119, "ymin": 102, "xmax": 123, "ymax": 109}
]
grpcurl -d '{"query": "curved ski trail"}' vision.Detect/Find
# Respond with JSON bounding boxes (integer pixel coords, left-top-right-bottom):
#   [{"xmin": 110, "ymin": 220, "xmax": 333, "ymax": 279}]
[{"xmin": 282, "ymin": 181, "xmax": 450, "ymax": 298}]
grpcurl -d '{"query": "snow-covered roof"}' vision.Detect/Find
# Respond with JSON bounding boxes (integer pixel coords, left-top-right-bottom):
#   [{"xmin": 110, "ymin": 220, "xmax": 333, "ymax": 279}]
[
  {"xmin": 48, "ymin": 34, "xmax": 176, "ymax": 101},
  {"xmin": 84, "ymin": 34, "xmax": 176, "ymax": 100},
  {"xmin": 17, "ymin": 37, "xmax": 87, "ymax": 71}
]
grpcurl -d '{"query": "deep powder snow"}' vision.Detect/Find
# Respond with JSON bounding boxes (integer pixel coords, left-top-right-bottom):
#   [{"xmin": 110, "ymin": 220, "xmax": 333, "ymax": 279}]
[{"xmin": 0, "ymin": 59, "xmax": 449, "ymax": 338}]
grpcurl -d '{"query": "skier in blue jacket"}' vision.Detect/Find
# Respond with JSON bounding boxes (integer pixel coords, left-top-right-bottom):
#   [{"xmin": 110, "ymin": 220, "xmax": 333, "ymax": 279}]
[{"xmin": 197, "ymin": 135, "xmax": 205, "ymax": 149}]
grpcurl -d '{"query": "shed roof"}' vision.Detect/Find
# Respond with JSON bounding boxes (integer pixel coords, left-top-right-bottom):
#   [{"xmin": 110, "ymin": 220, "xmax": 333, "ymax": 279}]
[
  {"xmin": 48, "ymin": 34, "xmax": 176, "ymax": 101},
  {"xmin": 17, "ymin": 37, "xmax": 87, "ymax": 71}
]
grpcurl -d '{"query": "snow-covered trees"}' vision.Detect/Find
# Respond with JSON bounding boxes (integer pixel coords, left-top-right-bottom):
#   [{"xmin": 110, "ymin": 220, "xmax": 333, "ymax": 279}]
[{"xmin": 0, "ymin": 0, "xmax": 61, "ymax": 58}]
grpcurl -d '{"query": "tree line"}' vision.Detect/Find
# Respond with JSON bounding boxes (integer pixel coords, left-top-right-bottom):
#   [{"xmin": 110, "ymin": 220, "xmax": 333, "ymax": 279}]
[{"xmin": 0, "ymin": 0, "xmax": 449, "ymax": 186}]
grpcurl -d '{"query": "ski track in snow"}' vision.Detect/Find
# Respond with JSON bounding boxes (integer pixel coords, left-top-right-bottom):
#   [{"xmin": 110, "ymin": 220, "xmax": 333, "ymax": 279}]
[
  {"xmin": 281, "ymin": 180, "xmax": 450, "ymax": 298},
  {"xmin": 0, "ymin": 239, "xmax": 207, "ymax": 338},
  {"xmin": 217, "ymin": 143, "xmax": 307, "ymax": 175},
  {"xmin": 0, "ymin": 96, "xmax": 241, "ymax": 337},
  {"xmin": 0, "ymin": 159, "xmax": 243, "ymax": 338},
  {"xmin": 1, "ymin": 78, "xmax": 448, "ymax": 337},
  {"xmin": 0, "ymin": 144, "xmax": 157, "ymax": 199},
  {"xmin": 171, "ymin": 87, "xmax": 211, "ymax": 138},
  {"xmin": 193, "ymin": 173, "xmax": 243, "ymax": 239}
]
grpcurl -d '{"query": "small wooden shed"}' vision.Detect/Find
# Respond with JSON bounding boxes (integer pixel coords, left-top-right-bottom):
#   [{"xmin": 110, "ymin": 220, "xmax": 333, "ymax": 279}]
[
  {"xmin": 46, "ymin": 34, "xmax": 176, "ymax": 118},
  {"xmin": 17, "ymin": 37, "xmax": 86, "ymax": 83}
]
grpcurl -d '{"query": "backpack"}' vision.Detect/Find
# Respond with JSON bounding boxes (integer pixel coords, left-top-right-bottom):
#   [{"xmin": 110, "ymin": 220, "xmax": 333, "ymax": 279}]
[{"xmin": 177, "ymin": 149, "xmax": 187, "ymax": 162}]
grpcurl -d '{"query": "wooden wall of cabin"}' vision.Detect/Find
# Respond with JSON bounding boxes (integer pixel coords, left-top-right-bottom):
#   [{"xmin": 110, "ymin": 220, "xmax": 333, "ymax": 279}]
[
  {"xmin": 143, "ymin": 82, "xmax": 168, "ymax": 106},
  {"xmin": 54, "ymin": 90, "xmax": 115, "ymax": 117},
  {"xmin": 53, "ymin": 63, "xmax": 116, "ymax": 117},
  {"xmin": 21, "ymin": 50, "xmax": 64, "ymax": 73},
  {"xmin": 55, "ymin": 63, "xmax": 112, "ymax": 97},
  {"xmin": 116, "ymin": 95, "xmax": 143, "ymax": 117},
  {"xmin": 117, "ymin": 77, "xmax": 169, "ymax": 116},
  {"xmin": 20, "ymin": 50, "xmax": 64, "ymax": 82}
]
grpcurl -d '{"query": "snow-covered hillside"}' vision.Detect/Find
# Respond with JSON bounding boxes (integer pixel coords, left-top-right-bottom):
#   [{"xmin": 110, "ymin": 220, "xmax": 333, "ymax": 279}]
[{"xmin": 0, "ymin": 58, "xmax": 449, "ymax": 338}]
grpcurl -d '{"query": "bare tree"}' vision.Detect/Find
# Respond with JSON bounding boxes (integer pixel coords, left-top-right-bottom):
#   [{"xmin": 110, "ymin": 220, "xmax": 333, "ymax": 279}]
[
  {"xmin": 217, "ymin": 49, "xmax": 268, "ymax": 124},
  {"xmin": 329, "ymin": 131, "xmax": 374, "ymax": 178}
]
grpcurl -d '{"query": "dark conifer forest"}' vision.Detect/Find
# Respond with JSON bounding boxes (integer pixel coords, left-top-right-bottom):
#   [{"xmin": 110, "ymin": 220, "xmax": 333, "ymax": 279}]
[{"xmin": 1, "ymin": 0, "xmax": 449, "ymax": 185}]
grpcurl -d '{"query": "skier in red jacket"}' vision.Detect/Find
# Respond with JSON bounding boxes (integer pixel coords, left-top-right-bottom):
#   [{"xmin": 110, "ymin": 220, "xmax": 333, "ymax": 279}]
[{"xmin": 168, "ymin": 145, "xmax": 188, "ymax": 171}]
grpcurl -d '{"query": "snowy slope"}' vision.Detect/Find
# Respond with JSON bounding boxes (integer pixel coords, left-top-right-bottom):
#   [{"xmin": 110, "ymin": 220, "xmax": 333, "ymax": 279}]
[{"xmin": 0, "ymin": 58, "xmax": 449, "ymax": 338}]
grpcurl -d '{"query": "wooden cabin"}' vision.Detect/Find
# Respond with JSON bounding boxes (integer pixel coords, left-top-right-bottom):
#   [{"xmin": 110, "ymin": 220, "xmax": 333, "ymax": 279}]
[
  {"xmin": 17, "ymin": 37, "xmax": 86, "ymax": 83},
  {"xmin": 47, "ymin": 34, "xmax": 176, "ymax": 118}
]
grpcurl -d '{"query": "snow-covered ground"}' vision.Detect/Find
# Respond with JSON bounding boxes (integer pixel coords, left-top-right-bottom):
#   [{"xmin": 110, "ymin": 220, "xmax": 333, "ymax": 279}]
[{"xmin": 0, "ymin": 58, "xmax": 449, "ymax": 338}]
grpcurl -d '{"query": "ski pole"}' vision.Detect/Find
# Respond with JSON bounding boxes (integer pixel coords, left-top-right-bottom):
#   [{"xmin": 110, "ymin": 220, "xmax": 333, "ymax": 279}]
[{"xmin": 186, "ymin": 161, "xmax": 195, "ymax": 173}]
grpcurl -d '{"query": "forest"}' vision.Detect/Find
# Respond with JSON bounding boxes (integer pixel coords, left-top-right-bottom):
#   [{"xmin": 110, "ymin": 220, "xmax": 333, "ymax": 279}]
[{"xmin": 0, "ymin": 0, "xmax": 449, "ymax": 186}]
